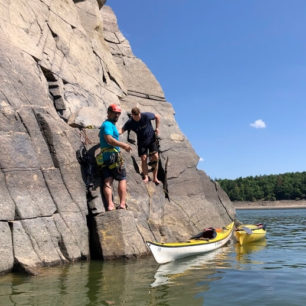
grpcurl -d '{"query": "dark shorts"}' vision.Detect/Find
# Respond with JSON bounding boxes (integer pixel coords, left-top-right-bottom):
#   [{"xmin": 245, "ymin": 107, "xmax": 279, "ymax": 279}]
[
  {"xmin": 138, "ymin": 139, "xmax": 159, "ymax": 157},
  {"xmin": 101, "ymin": 166, "xmax": 126, "ymax": 182}
]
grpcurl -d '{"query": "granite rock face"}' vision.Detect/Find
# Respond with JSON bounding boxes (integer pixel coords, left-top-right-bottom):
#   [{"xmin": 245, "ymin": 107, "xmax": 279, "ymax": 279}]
[{"xmin": 0, "ymin": 0, "xmax": 235, "ymax": 274}]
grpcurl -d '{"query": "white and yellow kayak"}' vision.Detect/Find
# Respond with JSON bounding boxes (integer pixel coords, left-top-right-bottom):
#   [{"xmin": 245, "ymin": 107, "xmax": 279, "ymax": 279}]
[
  {"xmin": 235, "ymin": 224, "xmax": 266, "ymax": 246},
  {"xmin": 146, "ymin": 222, "xmax": 234, "ymax": 264}
]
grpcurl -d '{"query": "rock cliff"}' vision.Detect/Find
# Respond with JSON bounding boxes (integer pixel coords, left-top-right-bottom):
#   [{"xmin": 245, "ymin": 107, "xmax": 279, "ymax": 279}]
[{"xmin": 0, "ymin": 0, "xmax": 235, "ymax": 274}]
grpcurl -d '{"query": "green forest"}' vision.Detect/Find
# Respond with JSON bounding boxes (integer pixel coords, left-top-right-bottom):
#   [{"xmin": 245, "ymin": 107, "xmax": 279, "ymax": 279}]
[{"xmin": 216, "ymin": 172, "xmax": 306, "ymax": 202}]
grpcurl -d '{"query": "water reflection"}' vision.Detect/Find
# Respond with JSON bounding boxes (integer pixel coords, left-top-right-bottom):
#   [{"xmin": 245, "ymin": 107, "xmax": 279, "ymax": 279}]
[
  {"xmin": 152, "ymin": 252, "xmax": 216, "ymax": 288},
  {"xmin": 0, "ymin": 246, "xmax": 232, "ymax": 306},
  {"xmin": 151, "ymin": 247, "xmax": 230, "ymax": 288},
  {"xmin": 235, "ymin": 239, "xmax": 267, "ymax": 265},
  {"xmin": 149, "ymin": 246, "xmax": 232, "ymax": 306},
  {"xmin": 151, "ymin": 249, "xmax": 224, "ymax": 288},
  {"xmin": 2, "ymin": 209, "xmax": 306, "ymax": 305},
  {"xmin": 0, "ymin": 258, "xmax": 173, "ymax": 306},
  {"xmin": 0, "ymin": 264, "xmax": 95, "ymax": 306}
]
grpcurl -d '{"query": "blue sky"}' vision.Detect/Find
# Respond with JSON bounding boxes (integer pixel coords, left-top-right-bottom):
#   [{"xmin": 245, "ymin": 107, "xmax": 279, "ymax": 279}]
[{"xmin": 107, "ymin": 0, "xmax": 306, "ymax": 179}]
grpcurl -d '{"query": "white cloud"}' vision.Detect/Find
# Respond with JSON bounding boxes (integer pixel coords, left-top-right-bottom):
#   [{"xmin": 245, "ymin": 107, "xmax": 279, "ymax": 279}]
[
  {"xmin": 199, "ymin": 157, "xmax": 204, "ymax": 162},
  {"xmin": 250, "ymin": 119, "xmax": 266, "ymax": 129}
]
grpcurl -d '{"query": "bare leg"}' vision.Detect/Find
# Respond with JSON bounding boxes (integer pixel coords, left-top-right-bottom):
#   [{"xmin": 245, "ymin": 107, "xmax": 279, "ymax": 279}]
[
  {"xmin": 141, "ymin": 154, "xmax": 149, "ymax": 183},
  {"xmin": 103, "ymin": 177, "xmax": 115, "ymax": 211},
  {"xmin": 118, "ymin": 179, "xmax": 127, "ymax": 208},
  {"xmin": 152, "ymin": 152, "xmax": 161, "ymax": 184}
]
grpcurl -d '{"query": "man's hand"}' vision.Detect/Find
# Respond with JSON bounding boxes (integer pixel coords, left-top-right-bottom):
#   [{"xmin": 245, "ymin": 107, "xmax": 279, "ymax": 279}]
[
  {"xmin": 155, "ymin": 128, "xmax": 159, "ymax": 135},
  {"xmin": 122, "ymin": 143, "xmax": 132, "ymax": 152},
  {"xmin": 104, "ymin": 135, "xmax": 132, "ymax": 152}
]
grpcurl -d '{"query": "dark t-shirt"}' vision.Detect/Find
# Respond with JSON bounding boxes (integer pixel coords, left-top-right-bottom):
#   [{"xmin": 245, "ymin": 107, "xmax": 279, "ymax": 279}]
[{"xmin": 123, "ymin": 112, "xmax": 155, "ymax": 146}]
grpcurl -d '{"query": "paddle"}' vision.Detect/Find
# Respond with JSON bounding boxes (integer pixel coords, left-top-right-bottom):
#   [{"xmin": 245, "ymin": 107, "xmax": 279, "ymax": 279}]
[{"xmin": 241, "ymin": 226, "xmax": 252, "ymax": 235}]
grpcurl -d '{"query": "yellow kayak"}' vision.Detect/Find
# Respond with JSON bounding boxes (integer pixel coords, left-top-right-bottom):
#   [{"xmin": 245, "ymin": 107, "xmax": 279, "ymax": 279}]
[
  {"xmin": 235, "ymin": 224, "xmax": 266, "ymax": 246},
  {"xmin": 146, "ymin": 222, "xmax": 234, "ymax": 264}
]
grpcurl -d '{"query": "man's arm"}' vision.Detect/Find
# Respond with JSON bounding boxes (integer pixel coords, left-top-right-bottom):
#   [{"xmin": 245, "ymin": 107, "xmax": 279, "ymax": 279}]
[
  {"xmin": 104, "ymin": 134, "xmax": 131, "ymax": 152},
  {"xmin": 119, "ymin": 119, "xmax": 131, "ymax": 135},
  {"xmin": 154, "ymin": 114, "xmax": 160, "ymax": 135}
]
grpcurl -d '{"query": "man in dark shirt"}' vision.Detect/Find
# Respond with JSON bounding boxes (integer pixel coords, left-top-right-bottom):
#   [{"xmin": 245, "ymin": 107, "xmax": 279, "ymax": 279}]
[{"xmin": 120, "ymin": 107, "xmax": 161, "ymax": 184}]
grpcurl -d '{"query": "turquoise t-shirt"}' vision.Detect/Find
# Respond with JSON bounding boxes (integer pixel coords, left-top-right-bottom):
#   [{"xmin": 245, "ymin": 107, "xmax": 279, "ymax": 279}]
[{"xmin": 99, "ymin": 120, "xmax": 120, "ymax": 152}]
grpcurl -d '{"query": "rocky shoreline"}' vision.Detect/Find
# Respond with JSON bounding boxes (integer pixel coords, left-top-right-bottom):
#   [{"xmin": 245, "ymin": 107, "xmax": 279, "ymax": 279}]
[{"xmin": 233, "ymin": 200, "xmax": 306, "ymax": 210}]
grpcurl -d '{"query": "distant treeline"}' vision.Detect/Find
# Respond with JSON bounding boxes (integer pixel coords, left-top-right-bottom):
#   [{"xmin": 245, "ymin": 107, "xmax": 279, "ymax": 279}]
[{"xmin": 216, "ymin": 172, "xmax": 306, "ymax": 202}]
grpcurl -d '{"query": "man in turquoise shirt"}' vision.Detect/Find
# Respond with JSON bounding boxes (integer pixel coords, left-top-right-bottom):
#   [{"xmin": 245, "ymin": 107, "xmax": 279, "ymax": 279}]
[{"xmin": 99, "ymin": 104, "xmax": 131, "ymax": 211}]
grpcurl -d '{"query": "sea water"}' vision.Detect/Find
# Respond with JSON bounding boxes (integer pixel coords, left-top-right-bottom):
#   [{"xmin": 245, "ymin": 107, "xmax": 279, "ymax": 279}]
[{"xmin": 1, "ymin": 208, "xmax": 306, "ymax": 306}]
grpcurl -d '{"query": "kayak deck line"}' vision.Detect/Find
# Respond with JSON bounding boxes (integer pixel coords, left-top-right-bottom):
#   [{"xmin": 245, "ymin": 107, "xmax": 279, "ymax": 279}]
[{"xmin": 147, "ymin": 239, "xmax": 225, "ymax": 248}]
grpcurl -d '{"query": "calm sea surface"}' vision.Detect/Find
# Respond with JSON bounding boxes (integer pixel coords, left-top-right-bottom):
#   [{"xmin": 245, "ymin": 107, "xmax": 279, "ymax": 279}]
[{"xmin": 1, "ymin": 209, "xmax": 306, "ymax": 306}]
